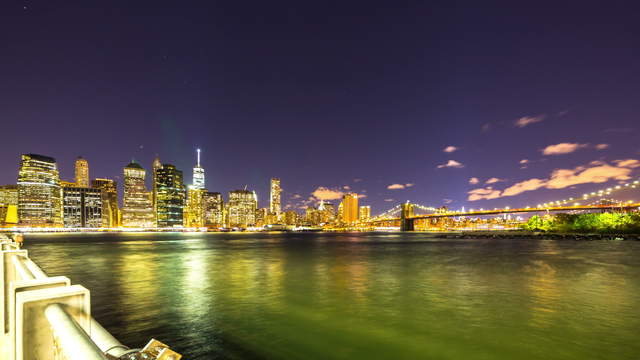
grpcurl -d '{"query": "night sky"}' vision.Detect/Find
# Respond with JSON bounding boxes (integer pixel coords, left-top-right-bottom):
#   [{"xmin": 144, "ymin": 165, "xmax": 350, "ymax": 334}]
[{"xmin": 2, "ymin": 1, "xmax": 639, "ymax": 213}]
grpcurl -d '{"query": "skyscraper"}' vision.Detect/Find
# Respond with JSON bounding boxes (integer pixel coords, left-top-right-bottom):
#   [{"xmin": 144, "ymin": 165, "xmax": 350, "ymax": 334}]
[
  {"xmin": 62, "ymin": 186, "xmax": 102, "ymax": 228},
  {"xmin": 269, "ymin": 178, "xmax": 281, "ymax": 219},
  {"xmin": 17, "ymin": 154, "xmax": 63, "ymax": 227},
  {"xmin": 152, "ymin": 155, "xmax": 162, "ymax": 222},
  {"xmin": 185, "ymin": 187, "xmax": 205, "ymax": 228},
  {"xmin": 341, "ymin": 193, "xmax": 359, "ymax": 225},
  {"xmin": 155, "ymin": 164, "xmax": 186, "ymax": 228},
  {"xmin": 359, "ymin": 205, "xmax": 371, "ymax": 223},
  {"xmin": 92, "ymin": 178, "xmax": 119, "ymax": 227},
  {"xmin": 203, "ymin": 192, "xmax": 224, "ymax": 228},
  {"xmin": 74, "ymin": 156, "xmax": 89, "ymax": 187},
  {"xmin": 122, "ymin": 161, "xmax": 155, "ymax": 228},
  {"xmin": 0, "ymin": 185, "xmax": 18, "ymax": 227},
  {"xmin": 227, "ymin": 189, "xmax": 257, "ymax": 228},
  {"xmin": 192, "ymin": 148, "xmax": 205, "ymax": 189}
]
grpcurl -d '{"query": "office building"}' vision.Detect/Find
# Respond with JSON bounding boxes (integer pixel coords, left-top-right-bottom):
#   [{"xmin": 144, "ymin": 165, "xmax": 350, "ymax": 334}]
[
  {"xmin": 122, "ymin": 161, "xmax": 155, "ymax": 228},
  {"xmin": 203, "ymin": 192, "xmax": 224, "ymax": 228},
  {"xmin": 227, "ymin": 189, "xmax": 257, "ymax": 228},
  {"xmin": 283, "ymin": 210, "xmax": 298, "ymax": 226},
  {"xmin": 269, "ymin": 178, "xmax": 281, "ymax": 219},
  {"xmin": 185, "ymin": 187, "xmax": 205, "ymax": 228},
  {"xmin": 92, "ymin": 178, "xmax": 119, "ymax": 227},
  {"xmin": 359, "ymin": 205, "xmax": 371, "ymax": 222},
  {"xmin": 155, "ymin": 164, "xmax": 186, "ymax": 228},
  {"xmin": 17, "ymin": 154, "xmax": 63, "ymax": 227},
  {"xmin": 341, "ymin": 193, "xmax": 359, "ymax": 224},
  {"xmin": 192, "ymin": 149, "xmax": 205, "ymax": 190},
  {"xmin": 75, "ymin": 156, "xmax": 89, "ymax": 187},
  {"xmin": 0, "ymin": 185, "xmax": 18, "ymax": 227},
  {"xmin": 62, "ymin": 186, "xmax": 102, "ymax": 228}
]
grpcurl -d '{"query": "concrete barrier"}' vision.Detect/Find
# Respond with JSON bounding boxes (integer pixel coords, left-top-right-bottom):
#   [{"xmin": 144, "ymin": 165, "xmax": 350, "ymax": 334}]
[{"xmin": 0, "ymin": 233, "xmax": 182, "ymax": 360}]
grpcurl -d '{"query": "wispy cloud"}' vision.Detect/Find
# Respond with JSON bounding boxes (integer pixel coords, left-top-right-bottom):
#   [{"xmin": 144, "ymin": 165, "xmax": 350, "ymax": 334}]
[
  {"xmin": 468, "ymin": 187, "xmax": 501, "ymax": 201},
  {"xmin": 514, "ymin": 114, "xmax": 545, "ymax": 128},
  {"xmin": 387, "ymin": 183, "xmax": 414, "ymax": 190},
  {"xmin": 311, "ymin": 187, "xmax": 344, "ymax": 201},
  {"xmin": 437, "ymin": 160, "xmax": 464, "ymax": 169},
  {"xmin": 520, "ymin": 159, "xmax": 529, "ymax": 164},
  {"xmin": 443, "ymin": 146, "xmax": 458, "ymax": 153},
  {"xmin": 542, "ymin": 142, "xmax": 588, "ymax": 155},
  {"xmin": 384, "ymin": 198, "xmax": 394, "ymax": 202},
  {"xmin": 387, "ymin": 184, "xmax": 406, "ymax": 190},
  {"xmin": 469, "ymin": 177, "xmax": 480, "ymax": 185},
  {"xmin": 595, "ymin": 143, "xmax": 609, "ymax": 150},
  {"xmin": 467, "ymin": 159, "xmax": 640, "ymax": 201},
  {"xmin": 485, "ymin": 177, "xmax": 503, "ymax": 184}
]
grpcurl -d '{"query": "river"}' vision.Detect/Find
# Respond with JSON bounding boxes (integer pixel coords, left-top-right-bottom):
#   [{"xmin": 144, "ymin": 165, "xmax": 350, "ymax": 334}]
[{"xmin": 23, "ymin": 232, "xmax": 640, "ymax": 359}]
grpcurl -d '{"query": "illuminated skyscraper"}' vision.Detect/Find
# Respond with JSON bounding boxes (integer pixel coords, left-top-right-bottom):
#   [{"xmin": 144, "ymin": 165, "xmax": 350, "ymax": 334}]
[
  {"xmin": 74, "ymin": 156, "xmax": 89, "ymax": 187},
  {"xmin": 227, "ymin": 189, "xmax": 257, "ymax": 228},
  {"xmin": 269, "ymin": 178, "xmax": 281, "ymax": 218},
  {"xmin": 318, "ymin": 200, "xmax": 336, "ymax": 224},
  {"xmin": 62, "ymin": 186, "xmax": 102, "ymax": 228},
  {"xmin": 0, "ymin": 185, "xmax": 18, "ymax": 227},
  {"xmin": 17, "ymin": 154, "xmax": 63, "ymax": 227},
  {"xmin": 359, "ymin": 205, "xmax": 371, "ymax": 222},
  {"xmin": 155, "ymin": 164, "xmax": 186, "ymax": 228},
  {"xmin": 152, "ymin": 155, "xmax": 162, "ymax": 221},
  {"xmin": 203, "ymin": 192, "xmax": 224, "ymax": 228},
  {"xmin": 122, "ymin": 161, "xmax": 155, "ymax": 228},
  {"xmin": 341, "ymin": 193, "xmax": 359, "ymax": 224},
  {"xmin": 185, "ymin": 187, "xmax": 205, "ymax": 227},
  {"xmin": 192, "ymin": 148, "xmax": 205, "ymax": 189},
  {"xmin": 92, "ymin": 178, "xmax": 119, "ymax": 227},
  {"xmin": 283, "ymin": 210, "xmax": 298, "ymax": 226}
]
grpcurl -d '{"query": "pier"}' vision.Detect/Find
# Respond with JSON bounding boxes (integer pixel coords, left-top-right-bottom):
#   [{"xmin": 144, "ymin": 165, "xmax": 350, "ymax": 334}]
[{"xmin": 0, "ymin": 233, "xmax": 181, "ymax": 360}]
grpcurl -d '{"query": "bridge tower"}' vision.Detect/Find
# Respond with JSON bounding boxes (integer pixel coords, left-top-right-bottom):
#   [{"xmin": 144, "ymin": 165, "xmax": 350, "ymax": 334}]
[{"xmin": 400, "ymin": 202, "xmax": 415, "ymax": 231}]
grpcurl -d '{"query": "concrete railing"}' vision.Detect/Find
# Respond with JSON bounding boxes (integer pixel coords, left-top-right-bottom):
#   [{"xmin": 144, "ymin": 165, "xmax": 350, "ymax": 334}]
[{"xmin": 0, "ymin": 233, "xmax": 182, "ymax": 360}]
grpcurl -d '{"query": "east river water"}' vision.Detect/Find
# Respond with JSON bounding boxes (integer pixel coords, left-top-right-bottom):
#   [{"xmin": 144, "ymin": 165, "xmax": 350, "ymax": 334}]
[{"xmin": 23, "ymin": 232, "xmax": 640, "ymax": 359}]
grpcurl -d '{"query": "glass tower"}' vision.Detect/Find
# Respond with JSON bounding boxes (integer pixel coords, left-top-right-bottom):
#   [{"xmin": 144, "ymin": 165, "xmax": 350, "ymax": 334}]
[
  {"xmin": 17, "ymin": 154, "xmax": 63, "ymax": 227},
  {"xmin": 155, "ymin": 164, "xmax": 186, "ymax": 228},
  {"xmin": 74, "ymin": 156, "xmax": 89, "ymax": 187},
  {"xmin": 122, "ymin": 161, "xmax": 155, "ymax": 228},
  {"xmin": 192, "ymin": 148, "xmax": 205, "ymax": 189}
]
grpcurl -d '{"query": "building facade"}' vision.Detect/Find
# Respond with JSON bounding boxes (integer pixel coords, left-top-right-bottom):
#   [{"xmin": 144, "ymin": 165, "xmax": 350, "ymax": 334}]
[
  {"xmin": 269, "ymin": 178, "xmax": 281, "ymax": 220},
  {"xmin": 227, "ymin": 190, "xmax": 257, "ymax": 228},
  {"xmin": 17, "ymin": 154, "xmax": 63, "ymax": 227},
  {"xmin": 185, "ymin": 187, "xmax": 205, "ymax": 228},
  {"xmin": 341, "ymin": 193, "xmax": 359, "ymax": 224},
  {"xmin": 62, "ymin": 186, "xmax": 102, "ymax": 228},
  {"xmin": 92, "ymin": 178, "xmax": 119, "ymax": 227},
  {"xmin": 155, "ymin": 164, "xmax": 186, "ymax": 228},
  {"xmin": 74, "ymin": 156, "xmax": 89, "ymax": 187},
  {"xmin": 203, "ymin": 192, "xmax": 224, "ymax": 228},
  {"xmin": 0, "ymin": 185, "xmax": 18, "ymax": 227},
  {"xmin": 192, "ymin": 149, "xmax": 205, "ymax": 190},
  {"xmin": 122, "ymin": 161, "xmax": 155, "ymax": 228},
  {"xmin": 359, "ymin": 205, "xmax": 371, "ymax": 223}
]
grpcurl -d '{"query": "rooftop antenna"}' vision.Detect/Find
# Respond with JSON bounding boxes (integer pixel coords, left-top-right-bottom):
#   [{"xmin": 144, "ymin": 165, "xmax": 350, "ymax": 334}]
[
  {"xmin": 196, "ymin": 148, "xmax": 201, "ymax": 167},
  {"xmin": 244, "ymin": 184, "xmax": 248, "ymax": 191}
]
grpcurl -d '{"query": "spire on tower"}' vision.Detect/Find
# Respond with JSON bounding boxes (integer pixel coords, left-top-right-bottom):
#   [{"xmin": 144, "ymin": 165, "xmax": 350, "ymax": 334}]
[{"xmin": 196, "ymin": 148, "xmax": 201, "ymax": 167}]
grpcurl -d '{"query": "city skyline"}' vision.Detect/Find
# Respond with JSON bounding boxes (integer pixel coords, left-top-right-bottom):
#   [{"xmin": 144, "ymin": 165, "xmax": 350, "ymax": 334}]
[{"xmin": 1, "ymin": 2, "xmax": 639, "ymax": 213}]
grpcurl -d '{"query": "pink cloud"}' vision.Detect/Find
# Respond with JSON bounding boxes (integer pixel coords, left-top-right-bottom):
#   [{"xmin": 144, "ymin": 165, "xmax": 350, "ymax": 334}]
[
  {"xmin": 437, "ymin": 160, "xmax": 464, "ymax": 169},
  {"xmin": 514, "ymin": 115, "xmax": 545, "ymax": 128},
  {"xmin": 387, "ymin": 184, "xmax": 406, "ymax": 190},
  {"xmin": 485, "ymin": 177, "xmax": 503, "ymax": 184},
  {"xmin": 443, "ymin": 146, "xmax": 458, "ymax": 153},
  {"xmin": 595, "ymin": 143, "xmax": 610, "ymax": 150},
  {"xmin": 469, "ymin": 177, "xmax": 480, "ymax": 185},
  {"xmin": 468, "ymin": 187, "xmax": 502, "ymax": 201},
  {"xmin": 467, "ymin": 159, "xmax": 640, "ymax": 201},
  {"xmin": 542, "ymin": 142, "xmax": 588, "ymax": 155},
  {"xmin": 311, "ymin": 187, "xmax": 344, "ymax": 200},
  {"xmin": 501, "ymin": 178, "xmax": 547, "ymax": 196}
]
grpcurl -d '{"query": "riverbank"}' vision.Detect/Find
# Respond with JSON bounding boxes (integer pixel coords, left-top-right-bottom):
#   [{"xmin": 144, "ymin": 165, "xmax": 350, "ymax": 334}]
[{"xmin": 450, "ymin": 230, "xmax": 640, "ymax": 241}]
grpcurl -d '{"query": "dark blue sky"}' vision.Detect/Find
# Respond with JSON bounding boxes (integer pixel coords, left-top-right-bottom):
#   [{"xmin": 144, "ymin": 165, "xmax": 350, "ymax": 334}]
[{"xmin": 1, "ymin": 1, "xmax": 639, "ymax": 213}]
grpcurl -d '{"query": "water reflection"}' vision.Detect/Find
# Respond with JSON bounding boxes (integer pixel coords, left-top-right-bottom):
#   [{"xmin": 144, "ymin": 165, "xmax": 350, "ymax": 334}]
[{"xmin": 23, "ymin": 233, "xmax": 640, "ymax": 360}]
